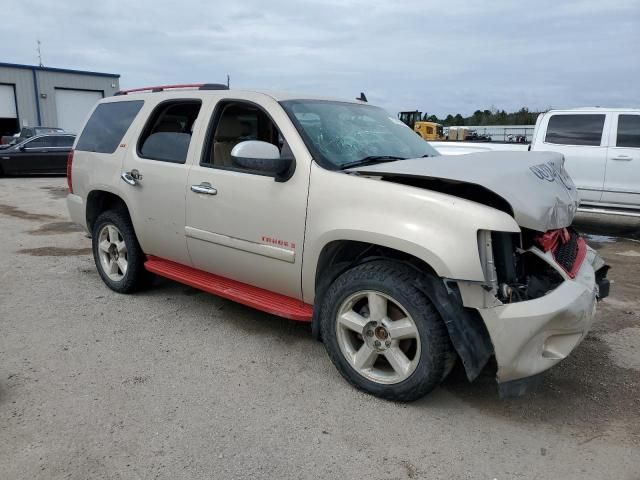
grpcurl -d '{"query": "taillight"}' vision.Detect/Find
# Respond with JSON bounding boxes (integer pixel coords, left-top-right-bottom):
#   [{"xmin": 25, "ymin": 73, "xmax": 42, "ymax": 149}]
[{"xmin": 66, "ymin": 150, "xmax": 74, "ymax": 193}]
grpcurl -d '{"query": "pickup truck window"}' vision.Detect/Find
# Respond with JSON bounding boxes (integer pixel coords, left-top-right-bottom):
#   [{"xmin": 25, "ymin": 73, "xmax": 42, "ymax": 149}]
[
  {"xmin": 24, "ymin": 136, "xmax": 55, "ymax": 149},
  {"xmin": 55, "ymin": 136, "xmax": 75, "ymax": 148},
  {"xmin": 616, "ymin": 115, "xmax": 640, "ymax": 148},
  {"xmin": 138, "ymin": 100, "xmax": 201, "ymax": 164},
  {"xmin": 76, "ymin": 100, "xmax": 144, "ymax": 154},
  {"xmin": 544, "ymin": 114, "xmax": 605, "ymax": 146},
  {"xmin": 281, "ymin": 100, "xmax": 439, "ymax": 170}
]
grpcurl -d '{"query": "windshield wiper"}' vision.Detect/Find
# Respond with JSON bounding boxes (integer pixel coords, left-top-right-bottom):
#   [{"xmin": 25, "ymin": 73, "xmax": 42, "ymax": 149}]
[{"xmin": 340, "ymin": 155, "xmax": 406, "ymax": 170}]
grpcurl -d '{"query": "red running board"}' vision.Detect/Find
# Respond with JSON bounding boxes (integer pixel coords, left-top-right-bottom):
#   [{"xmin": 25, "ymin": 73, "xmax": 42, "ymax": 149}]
[{"xmin": 144, "ymin": 256, "xmax": 313, "ymax": 322}]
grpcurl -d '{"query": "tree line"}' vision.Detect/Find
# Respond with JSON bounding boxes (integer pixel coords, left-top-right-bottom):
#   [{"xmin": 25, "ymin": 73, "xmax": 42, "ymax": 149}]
[{"xmin": 424, "ymin": 107, "xmax": 541, "ymax": 126}]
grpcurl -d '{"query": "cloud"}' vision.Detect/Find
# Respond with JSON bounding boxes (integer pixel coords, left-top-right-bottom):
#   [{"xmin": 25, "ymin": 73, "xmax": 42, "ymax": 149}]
[{"xmin": 2, "ymin": 0, "xmax": 638, "ymax": 116}]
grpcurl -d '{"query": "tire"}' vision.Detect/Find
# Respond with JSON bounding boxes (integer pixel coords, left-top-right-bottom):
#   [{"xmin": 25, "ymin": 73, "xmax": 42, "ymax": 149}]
[
  {"xmin": 92, "ymin": 208, "xmax": 148, "ymax": 293},
  {"xmin": 320, "ymin": 260, "xmax": 454, "ymax": 402}
]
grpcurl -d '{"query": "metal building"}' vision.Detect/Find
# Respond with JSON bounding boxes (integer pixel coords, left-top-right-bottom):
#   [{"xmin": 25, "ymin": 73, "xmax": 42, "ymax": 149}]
[{"xmin": 0, "ymin": 62, "xmax": 120, "ymax": 137}]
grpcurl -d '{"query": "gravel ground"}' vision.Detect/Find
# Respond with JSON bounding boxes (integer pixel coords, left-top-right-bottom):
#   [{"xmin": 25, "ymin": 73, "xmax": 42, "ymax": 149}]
[{"xmin": 0, "ymin": 177, "xmax": 638, "ymax": 480}]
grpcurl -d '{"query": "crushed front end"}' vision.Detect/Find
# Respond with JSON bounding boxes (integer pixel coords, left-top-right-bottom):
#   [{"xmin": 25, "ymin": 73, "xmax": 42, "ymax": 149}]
[{"xmin": 457, "ymin": 227, "xmax": 610, "ymax": 397}]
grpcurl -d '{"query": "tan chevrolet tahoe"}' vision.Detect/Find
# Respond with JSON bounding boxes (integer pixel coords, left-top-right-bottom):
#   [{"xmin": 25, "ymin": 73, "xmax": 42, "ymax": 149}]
[{"xmin": 66, "ymin": 84, "xmax": 610, "ymax": 401}]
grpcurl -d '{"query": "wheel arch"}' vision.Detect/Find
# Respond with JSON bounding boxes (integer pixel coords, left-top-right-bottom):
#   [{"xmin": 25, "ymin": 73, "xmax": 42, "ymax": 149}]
[
  {"xmin": 312, "ymin": 239, "xmax": 440, "ymax": 305},
  {"xmin": 86, "ymin": 189, "xmax": 131, "ymax": 233},
  {"xmin": 309, "ymin": 239, "xmax": 494, "ymax": 382},
  {"xmin": 309, "ymin": 239, "xmax": 442, "ymax": 342}
]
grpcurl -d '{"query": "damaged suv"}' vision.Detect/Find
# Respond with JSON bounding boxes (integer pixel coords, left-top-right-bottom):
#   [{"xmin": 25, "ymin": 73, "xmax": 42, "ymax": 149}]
[{"xmin": 66, "ymin": 85, "xmax": 610, "ymax": 401}]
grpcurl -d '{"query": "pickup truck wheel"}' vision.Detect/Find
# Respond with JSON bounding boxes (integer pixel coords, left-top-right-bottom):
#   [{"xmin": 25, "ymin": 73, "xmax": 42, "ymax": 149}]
[
  {"xmin": 320, "ymin": 260, "xmax": 453, "ymax": 402},
  {"xmin": 92, "ymin": 209, "xmax": 147, "ymax": 293}
]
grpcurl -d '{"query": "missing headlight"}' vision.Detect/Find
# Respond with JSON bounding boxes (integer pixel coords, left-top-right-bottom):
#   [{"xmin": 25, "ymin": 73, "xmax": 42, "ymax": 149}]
[{"xmin": 479, "ymin": 230, "xmax": 564, "ymax": 303}]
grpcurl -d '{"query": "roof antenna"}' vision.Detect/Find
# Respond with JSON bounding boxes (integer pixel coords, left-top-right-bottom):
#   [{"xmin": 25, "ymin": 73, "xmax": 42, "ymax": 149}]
[
  {"xmin": 356, "ymin": 92, "xmax": 368, "ymax": 102},
  {"xmin": 37, "ymin": 39, "xmax": 44, "ymax": 67}
]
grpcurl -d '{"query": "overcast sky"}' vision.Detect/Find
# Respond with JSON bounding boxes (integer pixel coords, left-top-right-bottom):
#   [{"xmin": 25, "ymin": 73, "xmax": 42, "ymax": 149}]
[{"xmin": 2, "ymin": 0, "xmax": 638, "ymax": 116}]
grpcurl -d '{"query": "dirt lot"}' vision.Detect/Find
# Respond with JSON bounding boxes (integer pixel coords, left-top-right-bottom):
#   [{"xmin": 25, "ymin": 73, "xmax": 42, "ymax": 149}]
[{"xmin": 0, "ymin": 178, "xmax": 638, "ymax": 479}]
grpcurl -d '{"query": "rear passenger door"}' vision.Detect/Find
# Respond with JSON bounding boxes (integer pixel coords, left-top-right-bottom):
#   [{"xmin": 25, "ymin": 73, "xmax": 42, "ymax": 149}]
[
  {"xmin": 540, "ymin": 113, "xmax": 608, "ymax": 204},
  {"xmin": 37, "ymin": 135, "xmax": 75, "ymax": 173},
  {"xmin": 120, "ymin": 98, "xmax": 206, "ymax": 266},
  {"xmin": 602, "ymin": 113, "xmax": 640, "ymax": 208}
]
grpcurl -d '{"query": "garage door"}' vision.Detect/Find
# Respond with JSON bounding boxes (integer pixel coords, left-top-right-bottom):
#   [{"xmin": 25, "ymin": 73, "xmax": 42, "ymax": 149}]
[
  {"xmin": 55, "ymin": 89, "xmax": 103, "ymax": 133},
  {"xmin": 0, "ymin": 84, "xmax": 17, "ymax": 118}
]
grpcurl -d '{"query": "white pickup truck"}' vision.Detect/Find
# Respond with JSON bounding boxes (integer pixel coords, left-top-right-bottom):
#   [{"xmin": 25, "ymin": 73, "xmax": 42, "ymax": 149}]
[{"xmin": 432, "ymin": 108, "xmax": 640, "ymax": 216}]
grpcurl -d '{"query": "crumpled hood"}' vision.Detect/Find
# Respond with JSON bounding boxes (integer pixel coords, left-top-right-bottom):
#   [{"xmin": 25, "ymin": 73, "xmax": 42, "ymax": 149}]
[{"xmin": 349, "ymin": 151, "xmax": 579, "ymax": 232}]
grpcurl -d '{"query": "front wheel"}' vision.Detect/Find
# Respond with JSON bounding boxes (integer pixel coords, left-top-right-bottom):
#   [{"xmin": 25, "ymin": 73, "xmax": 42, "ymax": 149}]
[
  {"xmin": 92, "ymin": 209, "xmax": 148, "ymax": 293},
  {"xmin": 320, "ymin": 261, "xmax": 454, "ymax": 402}
]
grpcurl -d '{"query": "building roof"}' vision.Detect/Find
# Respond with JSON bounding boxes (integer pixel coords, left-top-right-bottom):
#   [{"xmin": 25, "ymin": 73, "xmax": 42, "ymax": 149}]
[{"xmin": 0, "ymin": 62, "xmax": 119, "ymax": 78}]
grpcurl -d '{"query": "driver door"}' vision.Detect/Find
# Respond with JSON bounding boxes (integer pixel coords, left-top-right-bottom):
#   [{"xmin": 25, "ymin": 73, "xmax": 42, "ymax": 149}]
[{"xmin": 185, "ymin": 96, "xmax": 310, "ymax": 299}]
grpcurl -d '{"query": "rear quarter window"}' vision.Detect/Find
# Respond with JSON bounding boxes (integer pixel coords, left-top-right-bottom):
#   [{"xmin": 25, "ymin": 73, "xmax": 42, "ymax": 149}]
[
  {"xmin": 544, "ymin": 114, "xmax": 605, "ymax": 146},
  {"xmin": 617, "ymin": 115, "xmax": 640, "ymax": 148},
  {"xmin": 55, "ymin": 136, "xmax": 75, "ymax": 147},
  {"xmin": 76, "ymin": 100, "xmax": 144, "ymax": 154}
]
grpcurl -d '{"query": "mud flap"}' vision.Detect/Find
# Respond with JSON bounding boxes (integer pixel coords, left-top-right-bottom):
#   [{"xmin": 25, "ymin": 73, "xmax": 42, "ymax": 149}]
[
  {"xmin": 498, "ymin": 372, "xmax": 545, "ymax": 398},
  {"xmin": 414, "ymin": 275, "xmax": 494, "ymax": 381}
]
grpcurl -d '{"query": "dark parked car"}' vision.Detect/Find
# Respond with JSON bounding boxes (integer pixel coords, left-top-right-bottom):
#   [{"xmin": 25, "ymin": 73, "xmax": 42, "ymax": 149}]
[
  {"xmin": 0, "ymin": 133, "xmax": 75, "ymax": 175},
  {"xmin": 0, "ymin": 126, "xmax": 66, "ymax": 150}
]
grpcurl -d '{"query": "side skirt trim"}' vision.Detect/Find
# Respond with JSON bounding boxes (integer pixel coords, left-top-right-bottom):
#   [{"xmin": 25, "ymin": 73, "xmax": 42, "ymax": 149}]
[{"xmin": 144, "ymin": 256, "xmax": 313, "ymax": 322}]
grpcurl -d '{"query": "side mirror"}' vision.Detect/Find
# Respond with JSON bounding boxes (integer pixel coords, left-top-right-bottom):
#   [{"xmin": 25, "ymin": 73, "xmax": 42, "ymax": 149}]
[
  {"xmin": 231, "ymin": 140, "xmax": 293, "ymax": 181},
  {"xmin": 19, "ymin": 145, "xmax": 26, "ymax": 151}
]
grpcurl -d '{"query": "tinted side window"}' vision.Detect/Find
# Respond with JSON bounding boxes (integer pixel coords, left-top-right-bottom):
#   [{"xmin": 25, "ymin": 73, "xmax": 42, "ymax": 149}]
[
  {"xmin": 545, "ymin": 114, "xmax": 605, "ymax": 146},
  {"xmin": 617, "ymin": 115, "xmax": 640, "ymax": 148},
  {"xmin": 138, "ymin": 101, "xmax": 201, "ymax": 164},
  {"xmin": 55, "ymin": 136, "xmax": 75, "ymax": 147},
  {"xmin": 76, "ymin": 100, "xmax": 144, "ymax": 154},
  {"xmin": 25, "ymin": 136, "xmax": 55, "ymax": 148}
]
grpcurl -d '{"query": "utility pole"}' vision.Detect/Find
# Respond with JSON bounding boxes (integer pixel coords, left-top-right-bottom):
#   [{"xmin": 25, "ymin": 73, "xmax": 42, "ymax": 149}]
[{"xmin": 37, "ymin": 40, "xmax": 44, "ymax": 67}]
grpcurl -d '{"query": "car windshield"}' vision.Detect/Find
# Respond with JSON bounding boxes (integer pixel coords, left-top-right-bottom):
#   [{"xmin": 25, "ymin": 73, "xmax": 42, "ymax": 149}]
[{"xmin": 280, "ymin": 100, "xmax": 440, "ymax": 170}]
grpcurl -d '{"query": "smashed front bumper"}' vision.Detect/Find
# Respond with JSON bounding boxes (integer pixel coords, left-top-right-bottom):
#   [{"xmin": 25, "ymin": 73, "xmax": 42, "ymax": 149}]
[{"xmin": 474, "ymin": 246, "xmax": 608, "ymax": 396}]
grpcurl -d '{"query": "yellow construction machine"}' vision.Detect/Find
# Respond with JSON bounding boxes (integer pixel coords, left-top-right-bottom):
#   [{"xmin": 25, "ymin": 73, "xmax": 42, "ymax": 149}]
[{"xmin": 397, "ymin": 111, "xmax": 445, "ymax": 141}]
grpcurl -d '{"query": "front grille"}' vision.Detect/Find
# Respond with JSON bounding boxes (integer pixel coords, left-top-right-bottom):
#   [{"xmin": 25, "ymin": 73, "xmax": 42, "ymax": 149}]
[
  {"xmin": 536, "ymin": 228, "xmax": 587, "ymax": 278},
  {"xmin": 554, "ymin": 231, "xmax": 579, "ymax": 273}
]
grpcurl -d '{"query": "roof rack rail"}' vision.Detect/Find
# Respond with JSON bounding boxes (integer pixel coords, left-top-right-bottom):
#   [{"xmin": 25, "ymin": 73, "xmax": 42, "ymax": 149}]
[{"xmin": 114, "ymin": 83, "xmax": 229, "ymax": 96}]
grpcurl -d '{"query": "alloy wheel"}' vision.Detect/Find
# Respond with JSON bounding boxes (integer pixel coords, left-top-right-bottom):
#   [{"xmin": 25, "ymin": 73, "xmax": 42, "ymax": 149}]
[{"xmin": 336, "ymin": 290, "xmax": 421, "ymax": 385}]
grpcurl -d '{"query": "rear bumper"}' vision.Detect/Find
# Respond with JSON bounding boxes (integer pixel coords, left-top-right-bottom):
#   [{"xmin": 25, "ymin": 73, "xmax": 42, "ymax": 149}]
[
  {"xmin": 66, "ymin": 193, "xmax": 88, "ymax": 233},
  {"xmin": 478, "ymin": 246, "xmax": 605, "ymax": 386}
]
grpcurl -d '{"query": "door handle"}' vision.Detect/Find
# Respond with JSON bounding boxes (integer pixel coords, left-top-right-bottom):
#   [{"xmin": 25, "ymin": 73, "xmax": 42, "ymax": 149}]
[
  {"xmin": 612, "ymin": 155, "xmax": 632, "ymax": 161},
  {"xmin": 191, "ymin": 183, "xmax": 218, "ymax": 195},
  {"xmin": 121, "ymin": 169, "xmax": 143, "ymax": 186}
]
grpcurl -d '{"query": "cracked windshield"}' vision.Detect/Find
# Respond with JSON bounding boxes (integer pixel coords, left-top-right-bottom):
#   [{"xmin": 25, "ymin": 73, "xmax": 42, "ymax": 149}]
[{"xmin": 282, "ymin": 100, "xmax": 440, "ymax": 169}]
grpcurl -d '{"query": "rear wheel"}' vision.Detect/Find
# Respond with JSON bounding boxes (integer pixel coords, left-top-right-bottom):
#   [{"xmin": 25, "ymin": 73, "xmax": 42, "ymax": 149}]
[
  {"xmin": 320, "ymin": 260, "xmax": 454, "ymax": 402},
  {"xmin": 92, "ymin": 209, "xmax": 148, "ymax": 293}
]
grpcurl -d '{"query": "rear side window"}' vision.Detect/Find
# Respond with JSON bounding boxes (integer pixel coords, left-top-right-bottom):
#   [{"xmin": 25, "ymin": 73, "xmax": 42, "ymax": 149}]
[
  {"xmin": 55, "ymin": 136, "xmax": 75, "ymax": 147},
  {"xmin": 616, "ymin": 115, "xmax": 640, "ymax": 148},
  {"xmin": 138, "ymin": 100, "xmax": 201, "ymax": 164},
  {"xmin": 25, "ymin": 136, "xmax": 55, "ymax": 148},
  {"xmin": 76, "ymin": 100, "xmax": 144, "ymax": 154},
  {"xmin": 545, "ymin": 114, "xmax": 605, "ymax": 146}
]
